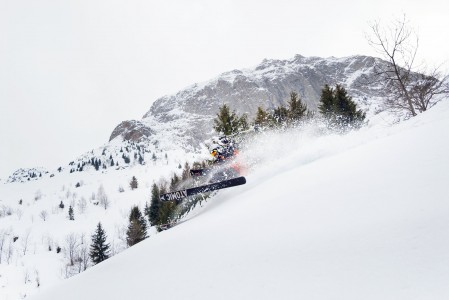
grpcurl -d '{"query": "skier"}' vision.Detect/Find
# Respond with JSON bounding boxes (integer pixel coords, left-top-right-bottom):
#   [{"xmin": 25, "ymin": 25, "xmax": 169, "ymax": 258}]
[
  {"xmin": 160, "ymin": 135, "xmax": 247, "ymax": 202},
  {"xmin": 210, "ymin": 136, "xmax": 238, "ymax": 164},
  {"xmin": 208, "ymin": 136, "xmax": 243, "ymax": 181}
]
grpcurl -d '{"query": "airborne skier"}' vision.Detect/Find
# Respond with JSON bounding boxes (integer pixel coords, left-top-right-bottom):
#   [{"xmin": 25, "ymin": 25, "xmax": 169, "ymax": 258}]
[
  {"xmin": 190, "ymin": 135, "xmax": 244, "ymax": 182},
  {"xmin": 160, "ymin": 135, "xmax": 246, "ymax": 202}
]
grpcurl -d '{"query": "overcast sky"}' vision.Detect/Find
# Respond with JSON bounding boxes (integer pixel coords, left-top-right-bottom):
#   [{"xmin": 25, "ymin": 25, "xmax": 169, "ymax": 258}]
[{"xmin": 1, "ymin": 0, "xmax": 448, "ymax": 179}]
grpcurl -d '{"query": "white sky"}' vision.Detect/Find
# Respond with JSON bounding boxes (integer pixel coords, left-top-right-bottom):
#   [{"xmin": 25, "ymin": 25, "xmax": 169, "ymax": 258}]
[{"xmin": 1, "ymin": 0, "xmax": 448, "ymax": 179}]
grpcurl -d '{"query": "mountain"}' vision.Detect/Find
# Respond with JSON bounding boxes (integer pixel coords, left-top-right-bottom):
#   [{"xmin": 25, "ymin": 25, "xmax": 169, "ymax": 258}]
[
  {"xmin": 110, "ymin": 55, "xmax": 386, "ymax": 148},
  {"xmin": 30, "ymin": 96, "xmax": 449, "ymax": 300},
  {"xmin": 5, "ymin": 54, "xmax": 388, "ymax": 184}
]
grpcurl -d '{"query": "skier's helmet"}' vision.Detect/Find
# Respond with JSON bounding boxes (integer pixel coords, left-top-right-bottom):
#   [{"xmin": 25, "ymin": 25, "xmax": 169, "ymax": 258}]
[{"xmin": 218, "ymin": 136, "xmax": 229, "ymax": 145}]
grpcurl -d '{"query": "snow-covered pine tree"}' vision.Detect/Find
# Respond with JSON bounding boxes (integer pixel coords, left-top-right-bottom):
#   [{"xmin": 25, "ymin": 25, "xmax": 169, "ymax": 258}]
[
  {"xmin": 89, "ymin": 222, "xmax": 110, "ymax": 265},
  {"xmin": 318, "ymin": 84, "xmax": 366, "ymax": 131},
  {"xmin": 272, "ymin": 106, "xmax": 289, "ymax": 127}
]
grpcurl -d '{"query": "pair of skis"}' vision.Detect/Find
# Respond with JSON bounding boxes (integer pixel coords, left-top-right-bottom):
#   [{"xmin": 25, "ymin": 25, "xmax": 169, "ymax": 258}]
[{"xmin": 159, "ymin": 176, "xmax": 246, "ymax": 202}]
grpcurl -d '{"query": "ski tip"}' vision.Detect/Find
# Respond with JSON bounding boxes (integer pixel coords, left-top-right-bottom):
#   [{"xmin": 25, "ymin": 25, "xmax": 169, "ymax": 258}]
[{"xmin": 234, "ymin": 176, "xmax": 246, "ymax": 185}]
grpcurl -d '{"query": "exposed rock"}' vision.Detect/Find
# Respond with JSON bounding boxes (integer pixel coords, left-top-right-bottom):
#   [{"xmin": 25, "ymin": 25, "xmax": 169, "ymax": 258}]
[
  {"xmin": 109, "ymin": 120, "xmax": 154, "ymax": 142},
  {"xmin": 142, "ymin": 55, "xmax": 385, "ymax": 125}
]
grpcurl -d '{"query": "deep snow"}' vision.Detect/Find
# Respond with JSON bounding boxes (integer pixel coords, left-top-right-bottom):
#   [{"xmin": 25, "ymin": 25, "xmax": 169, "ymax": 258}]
[{"xmin": 22, "ymin": 99, "xmax": 449, "ymax": 300}]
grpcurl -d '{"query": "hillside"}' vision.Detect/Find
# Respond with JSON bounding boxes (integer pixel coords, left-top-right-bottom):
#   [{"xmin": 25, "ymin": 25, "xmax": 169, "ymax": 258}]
[{"xmin": 29, "ymin": 99, "xmax": 449, "ymax": 300}]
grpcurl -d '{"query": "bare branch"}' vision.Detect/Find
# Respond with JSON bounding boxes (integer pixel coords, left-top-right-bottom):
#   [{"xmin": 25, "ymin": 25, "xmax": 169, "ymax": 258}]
[{"xmin": 365, "ymin": 15, "xmax": 448, "ymax": 117}]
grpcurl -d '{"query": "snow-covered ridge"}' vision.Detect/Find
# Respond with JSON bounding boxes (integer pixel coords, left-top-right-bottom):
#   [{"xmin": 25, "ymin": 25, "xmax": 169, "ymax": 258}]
[{"xmin": 6, "ymin": 168, "xmax": 50, "ymax": 183}]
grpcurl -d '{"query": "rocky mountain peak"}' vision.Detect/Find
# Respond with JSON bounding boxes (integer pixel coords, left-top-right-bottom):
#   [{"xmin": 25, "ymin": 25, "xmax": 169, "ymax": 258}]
[{"xmin": 110, "ymin": 54, "xmax": 387, "ymax": 148}]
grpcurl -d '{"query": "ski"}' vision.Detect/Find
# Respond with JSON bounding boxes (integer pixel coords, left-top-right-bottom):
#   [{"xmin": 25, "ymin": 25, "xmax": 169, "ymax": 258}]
[{"xmin": 160, "ymin": 176, "xmax": 246, "ymax": 202}]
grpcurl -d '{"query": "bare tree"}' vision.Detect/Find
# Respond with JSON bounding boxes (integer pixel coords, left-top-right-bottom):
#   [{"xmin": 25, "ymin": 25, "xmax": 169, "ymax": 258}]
[
  {"xmin": 6, "ymin": 239, "xmax": 14, "ymax": 264},
  {"xmin": 409, "ymin": 69, "xmax": 449, "ymax": 112},
  {"xmin": 0, "ymin": 230, "xmax": 7, "ymax": 264},
  {"xmin": 77, "ymin": 197, "xmax": 87, "ymax": 214},
  {"xmin": 16, "ymin": 209, "xmax": 23, "ymax": 220},
  {"xmin": 35, "ymin": 269, "xmax": 40, "ymax": 287},
  {"xmin": 21, "ymin": 230, "xmax": 32, "ymax": 255},
  {"xmin": 34, "ymin": 190, "xmax": 43, "ymax": 201},
  {"xmin": 64, "ymin": 233, "xmax": 79, "ymax": 266},
  {"xmin": 366, "ymin": 15, "xmax": 448, "ymax": 118},
  {"xmin": 97, "ymin": 185, "xmax": 110, "ymax": 210},
  {"xmin": 0, "ymin": 205, "xmax": 12, "ymax": 217},
  {"xmin": 24, "ymin": 269, "xmax": 30, "ymax": 284},
  {"xmin": 76, "ymin": 243, "xmax": 90, "ymax": 273},
  {"xmin": 39, "ymin": 210, "xmax": 48, "ymax": 221}
]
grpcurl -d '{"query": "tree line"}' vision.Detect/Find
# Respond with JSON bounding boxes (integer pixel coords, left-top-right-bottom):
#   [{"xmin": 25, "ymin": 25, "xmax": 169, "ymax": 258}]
[{"xmin": 214, "ymin": 84, "xmax": 366, "ymax": 135}]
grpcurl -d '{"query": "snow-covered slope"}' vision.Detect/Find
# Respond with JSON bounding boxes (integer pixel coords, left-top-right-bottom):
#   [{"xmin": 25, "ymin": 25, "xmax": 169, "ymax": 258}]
[
  {"xmin": 30, "ymin": 99, "xmax": 449, "ymax": 300},
  {"xmin": 0, "ymin": 143, "xmax": 204, "ymax": 299}
]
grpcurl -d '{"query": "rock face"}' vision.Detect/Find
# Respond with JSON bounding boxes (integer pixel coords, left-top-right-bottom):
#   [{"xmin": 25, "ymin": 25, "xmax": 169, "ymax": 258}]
[
  {"xmin": 109, "ymin": 120, "xmax": 154, "ymax": 142},
  {"xmin": 110, "ymin": 54, "xmax": 387, "ymax": 148}
]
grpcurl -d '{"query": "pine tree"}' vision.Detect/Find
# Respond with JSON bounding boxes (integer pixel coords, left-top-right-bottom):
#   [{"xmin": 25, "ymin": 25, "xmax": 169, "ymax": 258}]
[
  {"xmin": 253, "ymin": 106, "xmax": 270, "ymax": 130},
  {"xmin": 129, "ymin": 176, "xmax": 138, "ymax": 190},
  {"xmin": 68, "ymin": 205, "xmax": 74, "ymax": 220},
  {"xmin": 318, "ymin": 84, "xmax": 366, "ymax": 131},
  {"xmin": 90, "ymin": 222, "xmax": 110, "ymax": 265},
  {"xmin": 272, "ymin": 106, "xmax": 289, "ymax": 126},
  {"xmin": 333, "ymin": 84, "xmax": 366, "ymax": 129},
  {"xmin": 287, "ymin": 91, "xmax": 308, "ymax": 123},
  {"xmin": 213, "ymin": 104, "xmax": 247, "ymax": 135},
  {"xmin": 148, "ymin": 183, "xmax": 161, "ymax": 226},
  {"xmin": 238, "ymin": 113, "xmax": 249, "ymax": 132},
  {"xmin": 170, "ymin": 173, "xmax": 180, "ymax": 191},
  {"xmin": 126, "ymin": 206, "xmax": 147, "ymax": 247},
  {"xmin": 158, "ymin": 200, "xmax": 176, "ymax": 228},
  {"xmin": 318, "ymin": 84, "xmax": 334, "ymax": 118},
  {"xmin": 144, "ymin": 201, "xmax": 150, "ymax": 220}
]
